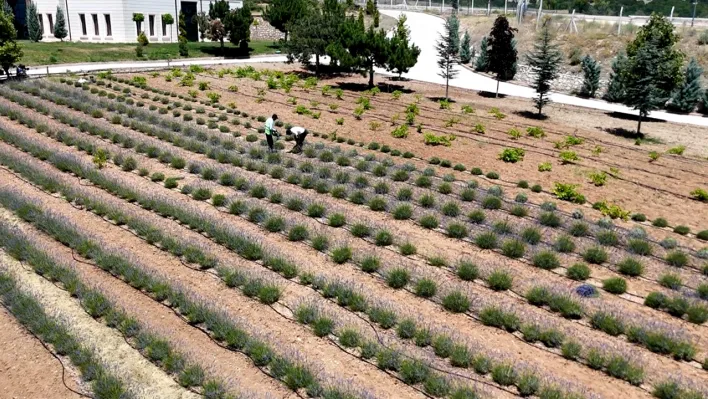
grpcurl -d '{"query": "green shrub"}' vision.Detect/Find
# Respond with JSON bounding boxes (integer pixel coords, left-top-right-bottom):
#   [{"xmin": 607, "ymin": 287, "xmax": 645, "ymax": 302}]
[
  {"xmin": 521, "ymin": 227, "xmax": 542, "ymax": 245},
  {"xmin": 501, "ymin": 239, "xmax": 525, "ymax": 258},
  {"xmin": 331, "ymin": 246, "xmax": 352, "ymax": 264},
  {"xmin": 596, "ymin": 230, "xmax": 619, "ymax": 246},
  {"xmin": 498, "ymin": 148, "xmax": 525, "ymax": 163},
  {"xmin": 603, "ymin": 277, "xmax": 627, "ymax": 294},
  {"xmin": 665, "ymin": 251, "xmax": 689, "ymax": 267},
  {"xmin": 328, "ymin": 213, "xmax": 346, "ymax": 227},
  {"xmin": 414, "ymin": 279, "xmax": 438, "ymax": 298},
  {"xmin": 590, "ymin": 311, "xmax": 624, "ymax": 336},
  {"xmin": 539, "ymin": 212, "xmax": 561, "ymax": 227},
  {"xmin": 482, "ymin": 196, "xmax": 502, "ymax": 210},
  {"xmin": 468, "ymin": 210, "xmax": 486, "ymax": 224},
  {"xmin": 456, "ymin": 260, "xmax": 479, "ymax": 281},
  {"xmin": 419, "ymin": 214, "xmax": 439, "ymax": 229},
  {"xmin": 583, "ymin": 246, "xmax": 608, "ymax": 264},
  {"xmin": 487, "ymin": 270, "xmax": 512, "ymax": 291},
  {"xmin": 393, "ymin": 204, "xmax": 413, "ymax": 220},
  {"xmin": 530, "ymin": 184, "xmax": 542, "ymax": 193},
  {"xmin": 375, "ymin": 230, "xmax": 393, "ymax": 246},
  {"xmin": 617, "ymin": 258, "xmax": 644, "ymax": 277},
  {"xmin": 566, "ymin": 263, "xmax": 590, "ymax": 280},
  {"xmin": 652, "ymin": 218, "xmax": 669, "ymax": 227},
  {"xmin": 475, "ymin": 232, "xmax": 497, "ymax": 249},
  {"xmin": 442, "ymin": 291, "xmax": 470, "ymax": 313},
  {"xmin": 673, "ymin": 225, "xmax": 690, "ymax": 235},
  {"xmin": 554, "ymin": 235, "xmax": 575, "ymax": 253},
  {"xmin": 288, "ymin": 225, "xmax": 309, "ymax": 241},
  {"xmin": 532, "ymin": 251, "xmax": 560, "ymax": 270},
  {"xmin": 627, "ymin": 239, "xmax": 652, "ymax": 256},
  {"xmin": 447, "ymin": 223, "xmax": 468, "ymax": 239},
  {"xmin": 386, "ymin": 268, "xmax": 410, "ymax": 289},
  {"xmin": 350, "ymin": 223, "xmax": 370, "ymax": 238}
]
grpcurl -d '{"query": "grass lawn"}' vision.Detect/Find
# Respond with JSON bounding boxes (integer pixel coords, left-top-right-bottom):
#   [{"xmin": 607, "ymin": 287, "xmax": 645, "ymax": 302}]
[{"xmin": 19, "ymin": 40, "xmax": 281, "ymax": 66}]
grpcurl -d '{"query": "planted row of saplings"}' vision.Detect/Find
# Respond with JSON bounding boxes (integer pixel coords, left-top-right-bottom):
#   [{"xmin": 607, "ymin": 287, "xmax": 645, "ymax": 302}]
[
  {"xmin": 119, "ymin": 72, "xmax": 708, "ymax": 238},
  {"xmin": 0, "ymin": 270, "xmax": 131, "ymax": 398},
  {"xmin": 0, "ymin": 190, "xmax": 364, "ymax": 399},
  {"xmin": 0, "ymin": 222, "xmax": 240, "ymax": 398},
  {"xmin": 39, "ymin": 79, "xmax": 708, "ymax": 267},
  {"xmin": 2, "ymin": 86, "xmax": 704, "ymax": 328},
  {"xmin": 0, "ymin": 156, "xmax": 562, "ymax": 399},
  {"xmin": 0, "ymin": 126, "xmax": 700, "ymax": 384},
  {"xmin": 0, "ymin": 147, "xmax": 655, "ymax": 395}
]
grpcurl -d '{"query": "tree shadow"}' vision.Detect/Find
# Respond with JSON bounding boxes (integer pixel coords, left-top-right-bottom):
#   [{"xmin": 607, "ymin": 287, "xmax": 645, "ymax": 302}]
[
  {"xmin": 196, "ymin": 43, "xmax": 281, "ymax": 59},
  {"xmin": 604, "ymin": 111, "xmax": 664, "ymax": 124},
  {"xmin": 601, "ymin": 127, "xmax": 644, "ymax": 139},
  {"xmin": 428, "ymin": 96, "xmax": 456, "ymax": 103},
  {"xmin": 335, "ymin": 82, "xmax": 414, "ymax": 94},
  {"xmin": 514, "ymin": 110, "xmax": 549, "ymax": 120},
  {"xmin": 478, "ymin": 91, "xmax": 507, "ymax": 99}
]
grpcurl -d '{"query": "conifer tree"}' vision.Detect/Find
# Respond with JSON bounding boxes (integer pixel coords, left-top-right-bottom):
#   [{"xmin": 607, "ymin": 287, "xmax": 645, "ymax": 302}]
[
  {"xmin": 263, "ymin": 0, "xmax": 309, "ymax": 42},
  {"xmin": 54, "ymin": 6, "xmax": 67, "ymax": 41},
  {"xmin": 487, "ymin": 15, "xmax": 517, "ymax": 97},
  {"xmin": 526, "ymin": 20, "xmax": 562, "ymax": 116},
  {"xmin": 2, "ymin": 1, "xmax": 13, "ymax": 19},
  {"xmin": 178, "ymin": 12, "xmax": 189, "ymax": 57},
  {"xmin": 0, "ymin": 9, "xmax": 22, "ymax": 77},
  {"xmin": 475, "ymin": 36, "xmax": 489, "ymax": 71},
  {"xmin": 436, "ymin": 14, "xmax": 461, "ymax": 99},
  {"xmin": 668, "ymin": 58, "xmax": 702, "ymax": 113},
  {"xmin": 580, "ymin": 55, "xmax": 601, "ymax": 98},
  {"xmin": 26, "ymin": 1, "xmax": 41, "ymax": 42},
  {"xmin": 624, "ymin": 39, "xmax": 667, "ymax": 135},
  {"xmin": 387, "ymin": 15, "xmax": 420, "ymax": 78},
  {"xmin": 460, "ymin": 30, "xmax": 472, "ymax": 64},
  {"xmin": 604, "ymin": 52, "xmax": 628, "ymax": 102}
]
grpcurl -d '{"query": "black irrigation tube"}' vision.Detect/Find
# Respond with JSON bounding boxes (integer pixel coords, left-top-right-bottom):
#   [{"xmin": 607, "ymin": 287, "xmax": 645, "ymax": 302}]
[
  {"xmin": 2, "ymin": 90, "xmax": 704, "ymax": 332},
  {"xmin": 0, "ymin": 156, "xmax": 515, "ymax": 399},
  {"xmin": 0, "ymin": 140, "xmax": 642, "ymax": 397},
  {"xmin": 71, "ymin": 78, "xmax": 708, "ymax": 252},
  {"xmin": 15, "ymin": 82, "xmax": 708, "ymax": 282},
  {"xmin": 0, "ymin": 123, "xmax": 702, "ymax": 382}
]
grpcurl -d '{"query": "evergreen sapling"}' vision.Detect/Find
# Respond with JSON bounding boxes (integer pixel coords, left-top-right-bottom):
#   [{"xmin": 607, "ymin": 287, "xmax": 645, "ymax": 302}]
[
  {"xmin": 487, "ymin": 15, "xmax": 517, "ymax": 97},
  {"xmin": 623, "ymin": 38, "xmax": 668, "ymax": 135},
  {"xmin": 54, "ymin": 6, "xmax": 68, "ymax": 41},
  {"xmin": 460, "ymin": 30, "xmax": 472, "ymax": 64},
  {"xmin": 604, "ymin": 52, "xmax": 628, "ymax": 102},
  {"xmin": 26, "ymin": 1, "xmax": 41, "ymax": 42},
  {"xmin": 475, "ymin": 36, "xmax": 489, "ymax": 71},
  {"xmin": 668, "ymin": 58, "xmax": 702, "ymax": 113},
  {"xmin": 436, "ymin": 14, "xmax": 461, "ymax": 99},
  {"xmin": 526, "ymin": 20, "xmax": 562, "ymax": 116},
  {"xmin": 580, "ymin": 55, "xmax": 601, "ymax": 98}
]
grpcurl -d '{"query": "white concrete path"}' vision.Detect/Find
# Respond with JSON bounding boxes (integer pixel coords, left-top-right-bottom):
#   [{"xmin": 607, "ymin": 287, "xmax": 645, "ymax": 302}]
[
  {"xmin": 377, "ymin": 10, "xmax": 708, "ymax": 127},
  {"xmin": 21, "ymin": 10, "xmax": 708, "ymax": 128}
]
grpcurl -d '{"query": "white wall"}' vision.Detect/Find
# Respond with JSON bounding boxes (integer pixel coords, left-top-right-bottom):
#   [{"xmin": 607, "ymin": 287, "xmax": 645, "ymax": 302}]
[{"xmin": 31, "ymin": 0, "xmax": 243, "ymax": 43}]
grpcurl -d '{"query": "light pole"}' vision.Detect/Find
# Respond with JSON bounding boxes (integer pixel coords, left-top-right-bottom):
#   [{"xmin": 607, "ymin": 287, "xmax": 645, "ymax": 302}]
[{"xmin": 692, "ymin": 1, "xmax": 698, "ymax": 27}]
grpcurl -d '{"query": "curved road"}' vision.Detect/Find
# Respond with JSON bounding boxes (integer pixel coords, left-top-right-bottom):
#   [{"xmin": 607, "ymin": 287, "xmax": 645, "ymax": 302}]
[
  {"xmin": 23, "ymin": 10, "xmax": 708, "ymax": 127},
  {"xmin": 377, "ymin": 10, "xmax": 708, "ymax": 127}
]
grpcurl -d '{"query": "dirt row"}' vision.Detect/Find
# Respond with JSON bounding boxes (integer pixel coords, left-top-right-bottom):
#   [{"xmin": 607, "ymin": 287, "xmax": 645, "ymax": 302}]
[
  {"xmin": 0, "ymin": 300, "xmax": 84, "ymax": 399},
  {"xmin": 0, "ymin": 106, "xmax": 692, "ymax": 396},
  {"xmin": 0, "ymin": 239, "xmax": 197, "ymax": 399}
]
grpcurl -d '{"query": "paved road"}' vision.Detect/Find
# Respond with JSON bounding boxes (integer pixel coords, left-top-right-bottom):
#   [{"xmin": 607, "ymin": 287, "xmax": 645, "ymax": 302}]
[
  {"xmin": 377, "ymin": 10, "xmax": 708, "ymax": 127},
  {"xmin": 22, "ymin": 10, "xmax": 708, "ymax": 128}
]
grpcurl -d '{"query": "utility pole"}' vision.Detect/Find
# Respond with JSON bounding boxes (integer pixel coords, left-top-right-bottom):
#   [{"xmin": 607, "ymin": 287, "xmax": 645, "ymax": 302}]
[
  {"xmin": 670, "ymin": 6, "xmax": 675, "ymax": 21},
  {"xmin": 487, "ymin": 0, "xmax": 490, "ymax": 15},
  {"xmin": 536, "ymin": 0, "xmax": 543, "ymax": 28},
  {"xmin": 618, "ymin": 6, "xmax": 623, "ymax": 35},
  {"xmin": 504, "ymin": 0, "xmax": 507, "ymax": 14},
  {"xmin": 692, "ymin": 1, "xmax": 698, "ymax": 27}
]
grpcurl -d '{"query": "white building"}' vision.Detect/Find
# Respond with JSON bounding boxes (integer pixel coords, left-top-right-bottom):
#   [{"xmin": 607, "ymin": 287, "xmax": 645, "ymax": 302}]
[{"xmin": 29, "ymin": 0, "xmax": 242, "ymax": 43}]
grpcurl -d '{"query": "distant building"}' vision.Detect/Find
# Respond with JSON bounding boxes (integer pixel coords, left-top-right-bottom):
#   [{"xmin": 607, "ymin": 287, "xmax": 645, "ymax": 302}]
[{"xmin": 8, "ymin": 0, "xmax": 242, "ymax": 42}]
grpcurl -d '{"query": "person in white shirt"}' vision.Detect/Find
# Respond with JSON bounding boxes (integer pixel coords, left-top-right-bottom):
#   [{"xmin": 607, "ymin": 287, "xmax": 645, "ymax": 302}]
[
  {"xmin": 286, "ymin": 126, "xmax": 308, "ymax": 154},
  {"xmin": 264, "ymin": 114, "xmax": 279, "ymax": 152}
]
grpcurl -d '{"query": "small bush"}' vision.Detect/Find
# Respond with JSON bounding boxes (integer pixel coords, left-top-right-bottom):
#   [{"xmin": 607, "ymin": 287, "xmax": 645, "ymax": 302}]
[
  {"xmin": 501, "ymin": 239, "xmax": 525, "ymax": 258},
  {"xmin": 475, "ymin": 232, "xmax": 497, "ymax": 249},
  {"xmin": 415, "ymin": 279, "xmax": 438, "ymax": 298},
  {"xmin": 603, "ymin": 277, "xmax": 627, "ymax": 294},
  {"xmin": 617, "ymin": 258, "xmax": 644, "ymax": 277},
  {"xmin": 442, "ymin": 291, "xmax": 470, "ymax": 313},
  {"xmin": 665, "ymin": 251, "xmax": 689, "ymax": 267},
  {"xmin": 419, "ymin": 214, "xmax": 439, "ymax": 230},
  {"xmin": 567, "ymin": 263, "xmax": 590, "ymax": 280},
  {"xmin": 487, "ymin": 270, "xmax": 513, "ymax": 291},
  {"xmin": 468, "ymin": 210, "xmax": 486, "ymax": 224},
  {"xmin": 482, "ymin": 196, "xmax": 502, "ymax": 210},
  {"xmin": 652, "ymin": 218, "xmax": 669, "ymax": 228},
  {"xmin": 331, "ymin": 246, "xmax": 352, "ymax": 263},
  {"xmin": 386, "ymin": 268, "xmax": 410, "ymax": 289},
  {"xmin": 673, "ymin": 225, "xmax": 690, "ymax": 235},
  {"xmin": 539, "ymin": 212, "xmax": 561, "ymax": 228},
  {"xmin": 532, "ymin": 251, "xmax": 560, "ymax": 270},
  {"xmin": 583, "ymin": 246, "xmax": 608, "ymax": 264}
]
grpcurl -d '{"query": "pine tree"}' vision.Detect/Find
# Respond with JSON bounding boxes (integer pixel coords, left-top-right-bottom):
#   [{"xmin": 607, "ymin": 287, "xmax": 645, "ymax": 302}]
[
  {"xmin": 54, "ymin": 6, "xmax": 67, "ymax": 41},
  {"xmin": 624, "ymin": 38, "xmax": 667, "ymax": 135},
  {"xmin": 209, "ymin": 0, "xmax": 230, "ymax": 20},
  {"xmin": 436, "ymin": 14, "xmax": 461, "ymax": 99},
  {"xmin": 26, "ymin": 1, "xmax": 41, "ymax": 42},
  {"xmin": 526, "ymin": 20, "xmax": 562, "ymax": 116},
  {"xmin": 2, "ymin": 1, "xmax": 13, "ymax": 19},
  {"xmin": 487, "ymin": 15, "xmax": 517, "ymax": 97},
  {"xmin": 475, "ymin": 36, "xmax": 489, "ymax": 71},
  {"xmin": 452, "ymin": 0, "xmax": 460, "ymax": 13},
  {"xmin": 225, "ymin": 3, "xmax": 254, "ymax": 50},
  {"xmin": 178, "ymin": 12, "xmax": 188, "ymax": 57},
  {"xmin": 193, "ymin": 12, "xmax": 209, "ymax": 42},
  {"xmin": 387, "ymin": 15, "xmax": 420, "ymax": 78},
  {"xmin": 460, "ymin": 30, "xmax": 472, "ymax": 64},
  {"xmin": 263, "ymin": 0, "xmax": 309, "ymax": 42},
  {"xmin": 668, "ymin": 58, "xmax": 702, "ymax": 113},
  {"xmin": 604, "ymin": 52, "xmax": 628, "ymax": 103},
  {"xmin": 580, "ymin": 55, "xmax": 601, "ymax": 98}
]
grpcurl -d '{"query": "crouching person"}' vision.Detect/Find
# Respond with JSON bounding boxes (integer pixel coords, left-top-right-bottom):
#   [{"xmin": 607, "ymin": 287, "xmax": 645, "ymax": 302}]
[{"xmin": 286, "ymin": 126, "xmax": 308, "ymax": 154}]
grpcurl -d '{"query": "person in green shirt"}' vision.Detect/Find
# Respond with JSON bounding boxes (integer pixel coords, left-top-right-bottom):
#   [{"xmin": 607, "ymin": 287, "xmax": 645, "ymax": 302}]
[{"xmin": 264, "ymin": 113, "xmax": 279, "ymax": 152}]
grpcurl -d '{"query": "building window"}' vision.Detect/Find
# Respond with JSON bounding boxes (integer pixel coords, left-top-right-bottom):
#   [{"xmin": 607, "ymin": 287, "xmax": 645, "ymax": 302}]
[
  {"xmin": 149, "ymin": 14, "xmax": 155, "ymax": 36},
  {"xmin": 48, "ymin": 14, "xmax": 54, "ymax": 34},
  {"xmin": 161, "ymin": 15, "xmax": 166, "ymax": 36},
  {"xmin": 38, "ymin": 14, "xmax": 44, "ymax": 34},
  {"xmin": 92, "ymin": 14, "xmax": 99, "ymax": 36},
  {"xmin": 105, "ymin": 14, "xmax": 112, "ymax": 36},
  {"xmin": 79, "ymin": 14, "xmax": 87, "ymax": 36}
]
